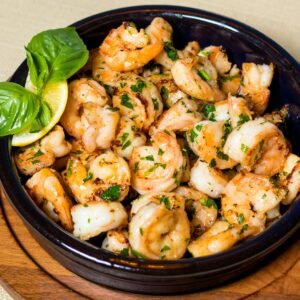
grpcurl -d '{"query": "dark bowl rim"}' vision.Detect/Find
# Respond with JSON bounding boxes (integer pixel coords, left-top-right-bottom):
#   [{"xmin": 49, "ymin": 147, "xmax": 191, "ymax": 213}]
[{"xmin": 1, "ymin": 4, "xmax": 300, "ymax": 275}]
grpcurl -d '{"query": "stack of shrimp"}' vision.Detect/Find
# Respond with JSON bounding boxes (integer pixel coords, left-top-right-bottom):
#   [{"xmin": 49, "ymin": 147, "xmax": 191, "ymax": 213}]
[{"xmin": 15, "ymin": 18, "xmax": 300, "ymax": 260}]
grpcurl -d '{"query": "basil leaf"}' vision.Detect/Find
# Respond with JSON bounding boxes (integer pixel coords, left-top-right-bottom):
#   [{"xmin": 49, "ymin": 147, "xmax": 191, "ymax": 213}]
[
  {"xmin": 0, "ymin": 82, "xmax": 40, "ymax": 136},
  {"xmin": 30, "ymin": 101, "xmax": 52, "ymax": 133},
  {"xmin": 26, "ymin": 27, "xmax": 88, "ymax": 90}
]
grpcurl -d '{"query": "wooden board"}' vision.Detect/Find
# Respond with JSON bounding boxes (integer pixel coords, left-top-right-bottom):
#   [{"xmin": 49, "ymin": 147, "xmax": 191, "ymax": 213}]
[{"xmin": 1, "ymin": 190, "xmax": 300, "ymax": 299}]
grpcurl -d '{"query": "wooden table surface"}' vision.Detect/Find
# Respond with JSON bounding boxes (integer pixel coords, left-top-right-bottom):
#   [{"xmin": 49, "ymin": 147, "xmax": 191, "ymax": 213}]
[{"xmin": 1, "ymin": 0, "xmax": 300, "ymax": 299}]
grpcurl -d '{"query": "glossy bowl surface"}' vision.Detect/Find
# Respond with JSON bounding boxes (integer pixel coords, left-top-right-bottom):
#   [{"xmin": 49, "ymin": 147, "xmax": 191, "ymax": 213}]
[{"xmin": 1, "ymin": 5, "xmax": 300, "ymax": 295}]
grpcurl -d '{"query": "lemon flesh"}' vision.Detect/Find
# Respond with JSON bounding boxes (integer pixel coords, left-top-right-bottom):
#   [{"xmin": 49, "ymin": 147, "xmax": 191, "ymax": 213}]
[{"xmin": 12, "ymin": 79, "xmax": 68, "ymax": 147}]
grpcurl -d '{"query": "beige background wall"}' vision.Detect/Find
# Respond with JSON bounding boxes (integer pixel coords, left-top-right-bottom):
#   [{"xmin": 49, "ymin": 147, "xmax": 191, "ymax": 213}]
[{"xmin": 0, "ymin": 0, "xmax": 299, "ymax": 81}]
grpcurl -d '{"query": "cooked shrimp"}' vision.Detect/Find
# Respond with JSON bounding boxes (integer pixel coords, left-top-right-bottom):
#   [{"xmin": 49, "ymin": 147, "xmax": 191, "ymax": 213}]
[
  {"xmin": 214, "ymin": 100, "xmax": 230, "ymax": 122},
  {"xmin": 113, "ymin": 117, "xmax": 147, "ymax": 160},
  {"xmin": 71, "ymin": 201, "xmax": 128, "ymax": 240},
  {"xmin": 222, "ymin": 172, "xmax": 286, "ymax": 232},
  {"xmin": 26, "ymin": 168, "xmax": 73, "ymax": 232},
  {"xmin": 100, "ymin": 21, "xmax": 163, "ymax": 72},
  {"xmin": 65, "ymin": 151, "xmax": 131, "ymax": 204},
  {"xmin": 187, "ymin": 120, "xmax": 237, "ymax": 169},
  {"xmin": 149, "ymin": 98, "xmax": 202, "ymax": 135},
  {"xmin": 129, "ymin": 131, "xmax": 184, "ymax": 194},
  {"xmin": 189, "ymin": 159, "xmax": 228, "ymax": 198},
  {"xmin": 175, "ymin": 186, "xmax": 217, "ymax": 235},
  {"xmin": 102, "ymin": 229, "xmax": 131, "ymax": 256},
  {"xmin": 148, "ymin": 73, "xmax": 187, "ymax": 107},
  {"xmin": 129, "ymin": 192, "xmax": 190, "ymax": 259},
  {"xmin": 188, "ymin": 221, "xmax": 246, "ymax": 257},
  {"xmin": 177, "ymin": 138, "xmax": 191, "ymax": 183},
  {"xmin": 220, "ymin": 64, "xmax": 241, "ymax": 95},
  {"xmin": 280, "ymin": 154, "xmax": 300, "ymax": 205},
  {"xmin": 112, "ymin": 74, "xmax": 163, "ymax": 131},
  {"xmin": 241, "ymin": 63, "xmax": 274, "ymax": 114},
  {"xmin": 60, "ymin": 79, "xmax": 119, "ymax": 152},
  {"xmin": 15, "ymin": 125, "xmax": 71, "ymax": 176},
  {"xmin": 201, "ymin": 46, "xmax": 232, "ymax": 75},
  {"xmin": 224, "ymin": 118, "xmax": 289, "ymax": 176},
  {"xmin": 228, "ymin": 95, "xmax": 253, "ymax": 128}
]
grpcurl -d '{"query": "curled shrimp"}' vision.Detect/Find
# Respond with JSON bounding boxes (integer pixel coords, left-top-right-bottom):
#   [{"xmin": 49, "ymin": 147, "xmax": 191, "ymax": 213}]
[
  {"xmin": 65, "ymin": 150, "xmax": 131, "ymax": 204},
  {"xmin": 189, "ymin": 159, "xmax": 228, "ymax": 198},
  {"xmin": 100, "ymin": 21, "xmax": 163, "ymax": 72},
  {"xmin": 15, "ymin": 125, "xmax": 71, "ymax": 176},
  {"xmin": 71, "ymin": 201, "xmax": 128, "ymax": 240},
  {"xmin": 186, "ymin": 120, "xmax": 237, "ymax": 170},
  {"xmin": 241, "ymin": 63, "xmax": 274, "ymax": 114},
  {"xmin": 224, "ymin": 118, "xmax": 289, "ymax": 176},
  {"xmin": 113, "ymin": 116, "xmax": 147, "ymax": 160},
  {"xmin": 188, "ymin": 220, "xmax": 246, "ymax": 257},
  {"xmin": 26, "ymin": 168, "xmax": 73, "ymax": 232},
  {"xmin": 129, "ymin": 131, "xmax": 184, "ymax": 194},
  {"xmin": 102, "ymin": 229, "xmax": 131, "ymax": 256},
  {"xmin": 149, "ymin": 98, "xmax": 202, "ymax": 135},
  {"xmin": 280, "ymin": 154, "xmax": 300, "ymax": 205},
  {"xmin": 129, "ymin": 192, "xmax": 190, "ymax": 259},
  {"xmin": 175, "ymin": 186, "xmax": 218, "ymax": 236},
  {"xmin": 222, "ymin": 172, "xmax": 286, "ymax": 233}
]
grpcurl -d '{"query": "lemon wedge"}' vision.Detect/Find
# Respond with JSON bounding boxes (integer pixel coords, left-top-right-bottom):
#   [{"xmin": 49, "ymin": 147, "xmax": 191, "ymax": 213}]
[{"xmin": 12, "ymin": 78, "xmax": 68, "ymax": 147}]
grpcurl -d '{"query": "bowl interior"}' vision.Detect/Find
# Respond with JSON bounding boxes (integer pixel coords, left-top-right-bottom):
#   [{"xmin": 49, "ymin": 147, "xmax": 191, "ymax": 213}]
[{"xmin": 2, "ymin": 5, "xmax": 300, "ymax": 275}]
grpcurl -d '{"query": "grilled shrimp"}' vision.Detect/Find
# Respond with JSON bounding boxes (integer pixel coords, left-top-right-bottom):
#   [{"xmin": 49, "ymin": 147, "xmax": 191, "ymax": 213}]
[
  {"xmin": 15, "ymin": 125, "xmax": 71, "ymax": 176},
  {"xmin": 71, "ymin": 201, "xmax": 128, "ymax": 240},
  {"xmin": 224, "ymin": 118, "xmax": 289, "ymax": 176},
  {"xmin": 175, "ymin": 186, "xmax": 217, "ymax": 235},
  {"xmin": 188, "ymin": 221, "xmax": 246, "ymax": 257},
  {"xmin": 129, "ymin": 192, "xmax": 190, "ymax": 259},
  {"xmin": 228, "ymin": 95, "xmax": 253, "ymax": 128},
  {"xmin": 187, "ymin": 120, "xmax": 237, "ymax": 170},
  {"xmin": 220, "ymin": 64, "xmax": 241, "ymax": 95},
  {"xmin": 189, "ymin": 159, "xmax": 228, "ymax": 198},
  {"xmin": 148, "ymin": 73, "xmax": 188, "ymax": 107},
  {"xmin": 171, "ymin": 58, "xmax": 214, "ymax": 101},
  {"xmin": 281, "ymin": 154, "xmax": 300, "ymax": 204},
  {"xmin": 26, "ymin": 168, "xmax": 73, "ymax": 232},
  {"xmin": 60, "ymin": 79, "xmax": 119, "ymax": 152},
  {"xmin": 241, "ymin": 63, "xmax": 274, "ymax": 114},
  {"xmin": 222, "ymin": 172, "xmax": 286, "ymax": 233},
  {"xmin": 102, "ymin": 229, "xmax": 131, "ymax": 255},
  {"xmin": 129, "ymin": 131, "xmax": 184, "ymax": 194},
  {"xmin": 113, "ymin": 117, "xmax": 147, "ymax": 160},
  {"xmin": 149, "ymin": 98, "xmax": 202, "ymax": 135},
  {"xmin": 65, "ymin": 151, "xmax": 131, "ymax": 204},
  {"xmin": 100, "ymin": 21, "xmax": 163, "ymax": 72},
  {"xmin": 201, "ymin": 46, "xmax": 232, "ymax": 75},
  {"xmin": 112, "ymin": 74, "xmax": 163, "ymax": 131}
]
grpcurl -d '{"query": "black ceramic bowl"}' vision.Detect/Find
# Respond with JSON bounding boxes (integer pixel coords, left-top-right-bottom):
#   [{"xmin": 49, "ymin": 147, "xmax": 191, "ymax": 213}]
[{"xmin": 1, "ymin": 5, "xmax": 300, "ymax": 295}]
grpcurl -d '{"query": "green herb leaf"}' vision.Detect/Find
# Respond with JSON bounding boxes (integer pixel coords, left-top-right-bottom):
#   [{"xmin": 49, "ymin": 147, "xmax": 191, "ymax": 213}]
[
  {"xmin": 141, "ymin": 155, "xmax": 154, "ymax": 161},
  {"xmin": 139, "ymin": 228, "xmax": 144, "ymax": 235},
  {"xmin": 161, "ymin": 86, "xmax": 169, "ymax": 102},
  {"xmin": 26, "ymin": 27, "xmax": 88, "ymax": 91},
  {"xmin": 67, "ymin": 159, "xmax": 74, "ymax": 177},
  {"xmin": 269, "ymin": 174, "xmax": 280, "ymax": 188},
  {"xmin": 216, "ymin": 148, "xmax": 229, "ymax": 161},
  {"xmin": 198, "ymin": 69, "xmax": 211, "ymax": 81},
  {"xmin": 121, "ymin": 140, "xmax": 131, "ymax": 150},
  {"xmin": 29, "ymin": 101, "xmax": 52, "ymax": 132},
  {"xmin": 120, "ymin": 93, "xmax": 133, "ymax": 109},
  {"xmin": 237, "ymin": 213, "xmax": 245, "ymax": 224},
  {"xmin": 200, "ymin": 198, "xmax": 218, "ymax": 209},
  {"xmin": 158, "ymin": 148, "xmax": 164, "ymax": 156},
  {"xmin": 209, "ymin": 159, "xmax": 216, "ymax": 168},
  {"xmin": 83, "ymin": 172, "xmax": 93, "ymax": 183},
  {"xmin": 152, "ymin": 98, "xmax": 159, "ymax": 111},
  {"xmin": 202, "ymin": 104, "xmax": 216, "ymax": 121},
  {"xmin": 189, "ymin": 129, "xmax": 198, "ymax": 143},
  {"xmin": 134, "ymin": 162, "xmax": 139, "ymax": 173},
  {"xmin": 130, "ymin": 80, "xmax": 146, "ymax": 93},
  {"xmin": 27, "ymin": 149, "xmax": 43, "ymax": 160},
  {"xmin": 221, "ymin": 120, "xmax": 232, "ymax": 146},
  {"xmin": 221, "ymin": 74, "xmax": 240, "ymax": 82},
  {"xmin": 240, "ymin": 223, "xmax": 249, "ymax": 234},
  {"xmin": 131, "ymin": 249, "xmax": 146, "ymax": 259},
  {"xmin": 120, "ymin": 248, "xmax": 129, "ymax": 257},
  {"xmin": 107, "ymin": 107, "xmax": 120, "ymax": 112},
  {"xmin": 161, "ymin": 245, "xmax": 171, "ymax": 252},
  {"xmin": 241, "ymin": 143, "xmax": 249, "ymax": 153},
  {"xmin": 164, "ymin": 41, "xmax": 178, "ymax": 61},
  {"xmin": 0, "ymin": 82, "xmax": 40, "ymax": 136},
  {"xmin": 237, "ymin": 113, "xmax": 250, "ymax": 126},
  {"xmin": 101, "ymin": 185, "xmax": 121, "ymax": 201},
  {"xmin": 160, "ymin": 196, "xmax": 171, "ymax": 209}
]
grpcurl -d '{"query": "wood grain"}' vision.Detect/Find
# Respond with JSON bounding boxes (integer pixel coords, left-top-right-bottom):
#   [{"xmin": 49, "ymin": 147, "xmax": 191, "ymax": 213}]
[{"xmin": 1, "ymin": 190, "xmax": 300, "ymax": 299}]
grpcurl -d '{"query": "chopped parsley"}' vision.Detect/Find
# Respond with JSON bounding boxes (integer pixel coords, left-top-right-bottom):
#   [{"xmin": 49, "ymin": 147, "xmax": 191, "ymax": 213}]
[
  {"xmin": 120, "ymin": 248, "xmax": 129, "ymax": 257},
  {"xmin": 67, "ymin": 160, "xmax": 74, "ymax": 177},
  {"xmin": 27, "ymin": 149, "xmax": 43, "ymax": 160},
  {"xmin": 152, "ymin": 98, "xmax": 159, "ymax": 111},
  {"xmin": 189, "ymin": 129, "xmax": 198, "ymax": 143},
  {"xmin": 139, "ymin": 228, "xmax": 144, "ymax": 235},
  {"xmin": 237, "ymin": 113, "xmax": 251, "ymax": 126},
  {"xmin": 101, "ymin": 185, "xmax": 121, "ymax": 201},
  {"xmin": 130, "ymin": 80, "xmax": 146, "ymax": 93},
  {"xmin": 164, "ymin": 130, "xmax": 171, "ymax": 136},
  {"xmin": 173, "ymin": 171, "xmax": 180, "ymax": 186},
  {"xmin": 31, "ymin": 159, "xmax": 40, "ymax": 164},
  {"xmin": 202, "ymin": 104, "xmax": 216, "ymax": 121},
  {"xmin": 120, "ymin": 93, "xmax": 134, "ymax": 109},
  {"xmin": 199, "ymin": 50, "xmax": 210, "ymax": 57},
  {"xmin": 121, "ymin": 140, "xmax": 131, "ymax": 150},
  {"xmin": 160, "ymin": 196, "xmax": 171, "ymax": 209},
  {"xmin": 161, "ymin": 245, "xmax": 171, "ymax": 252},
  {"xmin": 240, "ymin": 224, "xmax": 249, "ymax": 234},
  {"xmin": 164, "ymin": 41, "xmax": 178, "ymax": 61},
  {"xmin": 131, "ymin": 249, "xmax": 145, "ymax": 259},
  {"xmin": 195, "ymin": 124, "xmax": 203, "ymax": 132},
  {"xmin": 120, "ymin": 132, "xmax": 129, "ymax": 142},
  {"xmin": 198, "ymin": 69, "xmax": 211, "ymax": 81},
  {"xmin": 161, "ymin": 86, "xmax": 169, "ymax": 102},
  {"xmin": 258, "ymin": 139, "xmax": 265, "ymax": 152},
  {"xmin": 144, "ymin": 163, "xmax": 167, "ymax": 175},
  {"xmin": 216, "ymin": 148, "xmax": 229, "ymax": 161},
  {"xmin": 158, "ymin": 148, "xmax": 164, "ymax": 156},
  {"xmin": 262, "ymin": 193, "xmax": 267, "ymax": 199},
  {"xmin": 209, "ymin": 158, "xmax": 216, "ymax": 168},
  {"xmin": 237, "ymin": 213, "xmax": 245, "ymax": 224},
  {"xmin": 241, "ymin": 143, "xmax": 249, "ymax": 153},
  {"xmin": 83, "ymin": 203, "xmax": 89, "ymax": 208},
  {"xmin": 141, "ymin": 155, "xmax": 154, "ymax": 161},
  {"xmin": 83, "ymin": 172, "xmax": 93, "ymax": 183},
  {"xmin": 221, "ymin": 120, "xmax": 232, "ymax": 146},
  {"xmin": 221, "ymin": 74, "xmax": 240, "ymax": 82},
  {"xmin": 269, "ymin": 174, "xmax": 280, "ymax": 188},
  {"xmin": 201, "ymin": 198, "xmax": 218, "ymax": 209}
]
